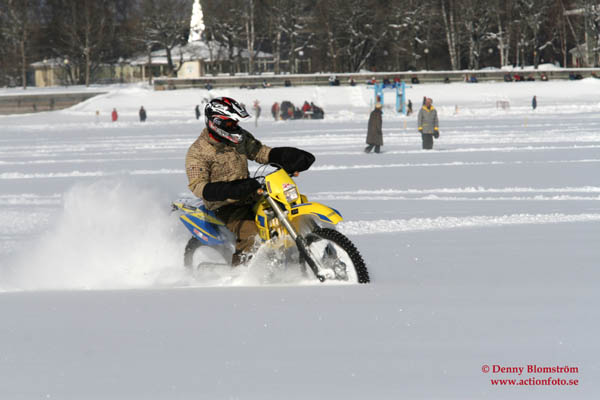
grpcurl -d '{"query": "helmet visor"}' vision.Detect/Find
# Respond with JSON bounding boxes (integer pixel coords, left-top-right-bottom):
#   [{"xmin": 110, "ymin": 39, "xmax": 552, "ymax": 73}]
[{"xmin": 208, "ymin": 118, "xmax": 243, "ymax": 144}]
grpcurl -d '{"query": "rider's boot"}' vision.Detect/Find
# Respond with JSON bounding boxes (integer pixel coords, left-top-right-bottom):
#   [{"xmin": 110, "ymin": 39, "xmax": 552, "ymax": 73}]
[{"xmin": 231, "ymin": 251, "xmax": 254, "ymax": 267}]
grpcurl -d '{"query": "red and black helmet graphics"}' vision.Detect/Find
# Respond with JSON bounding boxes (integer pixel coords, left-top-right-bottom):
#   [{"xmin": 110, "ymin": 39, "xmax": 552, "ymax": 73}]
[{"xmin": 204, "ymin": 97, "xmax": 250, "ymax": 144}]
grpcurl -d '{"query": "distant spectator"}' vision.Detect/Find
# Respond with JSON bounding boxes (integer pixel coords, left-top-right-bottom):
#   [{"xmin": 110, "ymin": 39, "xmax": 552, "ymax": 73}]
[
  {"xmin": 95, "ymin": 110, "xmax": 100, "ymax": 123},
  {"xmin": 526, "ymin": 74, "xmax": 535, "ymax": 81},
  {"xmin": 195, "ymin": 104, "xmax": 201, "ymax": 120},
  {"xmin": 504, "ymin": 73, "xmax": 513, "ymax": 82},
  {"xmin": 262, "ymin": 79, "xmax": 271, "ymax": 88},
  {"xmin": 280, "ymin": 101, "xmax": 294, "ymax": 120},
  {"xmin": 310, "ymin": 102, "xmax": 325, "ymax": 119},
  {"xmin": 284, "ymin": 79, "xmax": 292, "ymax": 87},
  {"xmin": 422, "ymin": 96, "xmax": 427, "ymax": 105},
  {"xmin": 139, "ymin": 106, "xmax": 147, "ymax": 122},
  {"xmin": 111, "ymin": 108, "xmax": 118, "ymax": 122},
  {"xmin": 417, "ymin": 97, "xmax": 439, "ymax": 150},
  {"xmin": 365, "ymin": 103, "xmax": 383, "ymax": 154},
  {"xmin": 469, "ymin": 75, "xmax": 478, "ymax": 83},
  {"xmin": 407, "ymin": 99, "xmax": 413, "ymax": 116},
  {"xmin": 368, "ymin": 76, "xmax": 376, "ymax": 85},
  {"xmin": 301, "ymin": 101, "xmax": 312, "ymax": 118},
  {"xmin": 393, "ymin": 77, "xmax": 401, "ymax": 86},
  {"xmin": 411, "ymin": 76, "xmax": 420, "ymax": 84},
  {"xmin": 514, "ymin": 74, "xmax": 524, "ymax": 82},
  {"xmin": 444, "ymin": 77, "xmax": 451, "ymax": 84},
  {"xmin": 205, "ymin": 82, "xmax": 213, "ymax": 90},
  {"xmin": 540, "ymin": 73, "xmax": 548, "ymax": 81},
  {"xmin": 253, "ymin": 100, "xmax": 261, "ymax": 127},
  {"xmin": 348, "ymin": 77, "xmax": 356, "ymax": 86},
  {"xmin": 569, "ymin": 72, "xmax": 583, "ymax": 80},
  {"xmin": 383, "ymin": 77, "xmax": 391, "ymax": 87},
  {"xmin": 328, "ymin": 75, "xmax": 337, "ymax": 86},
  {"xmin": 271, "ymin": 102, "xmax": 280, "ymax": 121},
  {"xmin": 532, "ymin": 95, "xmax": 537, "ymax": 110}
]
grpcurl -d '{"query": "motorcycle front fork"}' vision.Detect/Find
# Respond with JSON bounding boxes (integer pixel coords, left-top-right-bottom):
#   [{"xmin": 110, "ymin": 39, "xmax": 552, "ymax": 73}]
[{"xmin": 264, "ymin": 196, "xmax": 327, "ymax": 282}]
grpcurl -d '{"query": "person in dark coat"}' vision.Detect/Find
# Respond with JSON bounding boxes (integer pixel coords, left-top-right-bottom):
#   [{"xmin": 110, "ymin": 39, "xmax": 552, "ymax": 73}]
[
  {"xmin": 365, "ymin": 103, "xmax": 383, "ymax": 153},
  {"xmin": 195, "ymin": 105, "xmax": 201, "ymax": 120},
  {"xmin": 139, "ymin": 106, "xmax": 147, "ymax": 122},
  {"xmin": 532, "ymin": 95, "xmax": 537, "ymax": 110}
]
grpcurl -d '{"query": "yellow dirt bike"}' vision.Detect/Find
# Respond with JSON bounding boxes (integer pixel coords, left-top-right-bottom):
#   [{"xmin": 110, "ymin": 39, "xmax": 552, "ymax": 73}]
[{"xmin": 172, "ymin": 168, "xmax": 370, "ymax": 284}]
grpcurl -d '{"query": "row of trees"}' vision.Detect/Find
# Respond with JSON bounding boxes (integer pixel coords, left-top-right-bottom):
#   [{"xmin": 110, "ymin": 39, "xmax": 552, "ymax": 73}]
[
  {"xmin": 237, "ymin": 0, "xmax": 598, "ymax": 73},
  {"xmin": 0, "ymin": 0, "xmax": 193, "ymax": 88},
  {"xmin": 1, "ymin": 0, "xmax": 598, "ymax": 88}
]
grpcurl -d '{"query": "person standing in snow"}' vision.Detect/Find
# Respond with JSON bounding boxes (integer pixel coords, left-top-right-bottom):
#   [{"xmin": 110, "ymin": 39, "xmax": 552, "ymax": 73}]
[
  {"xmin": 195, "ymin": 104, "xmax": 201, "ymax": 120},
  {"xmin": 365, "ymin": 103, "xmax": 383, "ymax": 154},
  {"xmin": 417, "ymin": 97, "xmax": 439, "ymax": 150},
  {"xmin": 111, "ymin": 108, "xmax": 118, "ymax": 122},
  {"xmin": 271, "ymin": 102, "xmax": 280, "ymax": 121},
  {"xmin": 532, "ymin": 95, "xmax": 537, "ymax": 110},
  {"xmin": 407, "ymin": 99, "xmax": 413, "ymax": 116},
  {"xmin": 253, "ymin": 100, "xmax": 261, "ymax": 127},
  {"xmin": 139, "ymin": 106, "xmax": 147, "ymax": 122},
  {"xmin": 185, "ymin": 97, "xmax": 314, "ymax": 266}
]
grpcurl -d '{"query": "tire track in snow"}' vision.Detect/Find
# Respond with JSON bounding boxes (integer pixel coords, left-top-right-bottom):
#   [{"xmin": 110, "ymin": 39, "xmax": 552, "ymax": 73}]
[
  {"xmin": 311, "ymin": 158, "xmax": 600, "ymax": 171},
  {"xmin": 310, "ymin": 186, "xmax": 600, "ymax": 201},
  {"xmin": 0, "ymin": 194, "xmax": 61, "ymax": 206},
  {"xmin": 0, "ymin": 169, "xmax": 184, "ymax": 180},
  {"xmin": 338, "ymin": 213, "xmax": 600, "ymax": 235}
]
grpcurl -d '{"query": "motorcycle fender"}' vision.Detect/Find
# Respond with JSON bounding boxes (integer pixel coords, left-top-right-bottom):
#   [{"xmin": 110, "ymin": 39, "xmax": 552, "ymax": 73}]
[
  {"xmin": 180, "ymin": 213, "xmax": 225, "ymax": 245},
  {"xmin": 288, "ymin": 202, "xmax": 343, "ymax": 225}
]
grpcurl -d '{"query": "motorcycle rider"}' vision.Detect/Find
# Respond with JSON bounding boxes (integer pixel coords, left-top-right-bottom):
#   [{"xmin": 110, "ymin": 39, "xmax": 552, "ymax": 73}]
[{"xmin": 185, "ymin": 97, "xmax": 315, "ymax": 266}]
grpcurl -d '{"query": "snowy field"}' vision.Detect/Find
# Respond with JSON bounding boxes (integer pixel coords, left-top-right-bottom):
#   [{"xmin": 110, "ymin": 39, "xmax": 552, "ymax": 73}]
[{"xmin": 1, "ymin": 80, "xmax": 599, "ymax": 399}]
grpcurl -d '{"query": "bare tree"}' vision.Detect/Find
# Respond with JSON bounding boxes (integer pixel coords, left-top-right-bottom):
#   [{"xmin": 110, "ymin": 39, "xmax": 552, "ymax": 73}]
[
  {"xmin": 460, "ymin": 0, "xmax": 493, "ymax": 69},
  {"xmin": 44, "ymin": 0, "xmax": 121, "ymax": 86},
  {"xmin": 440, "ymin": 0, "xmax": 461, "ymax": 70},
  {"xmin": 324, "ymin": 0, "xmax": 388, "ymax": 72},
  {"xmin": 485, "ymin": 0, "xmax": 514, "ymax": 67},
  {"xmin": 0, "ymin": 0, "xmax": 38, "ymax": 89},
  {"xmin": 203, "ymin": 0, "xmax": 246, "ymax": 75},
  {"xmin": 389, "ymin": 0, "xmax": 432, "ymax": 70},
  {"xmin": 141, "ymin": 0, "xmax": 192, "ymax": 77},
  {"xmin": 244, "ymin": 0, "xmax": 256, "ymax": 74},
  {"xmin": 579, "ymin": 0, "xmax": 600, "ymax": 66},
  {"xmin": 514, "ymin": 0, "xmax": 551, "ymax": 68}
]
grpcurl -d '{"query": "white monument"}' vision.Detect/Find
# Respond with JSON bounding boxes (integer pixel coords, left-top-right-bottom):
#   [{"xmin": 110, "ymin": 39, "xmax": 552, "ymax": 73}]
[{"xmin": 189, "ymin": 0, "xmax": 205, "ymax": 42}]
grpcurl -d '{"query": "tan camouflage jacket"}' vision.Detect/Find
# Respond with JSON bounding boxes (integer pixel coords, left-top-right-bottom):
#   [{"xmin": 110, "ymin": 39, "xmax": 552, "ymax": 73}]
[{"xmin": 185, "ymin": 128, "xmax": 271, "ymax": 210}]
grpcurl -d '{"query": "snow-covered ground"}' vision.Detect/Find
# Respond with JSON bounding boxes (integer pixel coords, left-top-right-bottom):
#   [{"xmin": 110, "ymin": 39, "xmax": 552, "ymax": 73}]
[{"xmin": 1, "ymin": 80, "xmax": 599, "ymax": 399}]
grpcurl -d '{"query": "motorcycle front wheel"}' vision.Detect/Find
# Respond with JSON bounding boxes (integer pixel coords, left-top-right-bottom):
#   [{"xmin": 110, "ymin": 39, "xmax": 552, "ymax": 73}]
[{"xmin": 304, "ymin": 227, "xmax": 370, "ymax": 284}]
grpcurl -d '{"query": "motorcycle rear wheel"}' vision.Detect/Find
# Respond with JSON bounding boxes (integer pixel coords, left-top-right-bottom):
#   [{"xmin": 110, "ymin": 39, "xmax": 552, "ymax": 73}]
[
  {"xmin": 305, "ymin": 228, "xmax": 370, "ymax": 284},
  {"xmin": 184, "ymin": 237, "xmax": 231, "ymax": 268}
]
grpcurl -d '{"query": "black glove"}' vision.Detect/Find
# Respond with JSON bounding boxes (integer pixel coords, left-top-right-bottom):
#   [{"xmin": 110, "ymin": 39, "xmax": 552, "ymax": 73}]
[
  {"xmin": 268, "ymin": 147, "xmax": 315, "ymax": 173},
  {"xmin": 202, "ymin": 178, "xmax": 261, "ymax": 201},
  {"xmin": 433, "ymin": 131, "xmax": 440, "ymax": 139}
]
